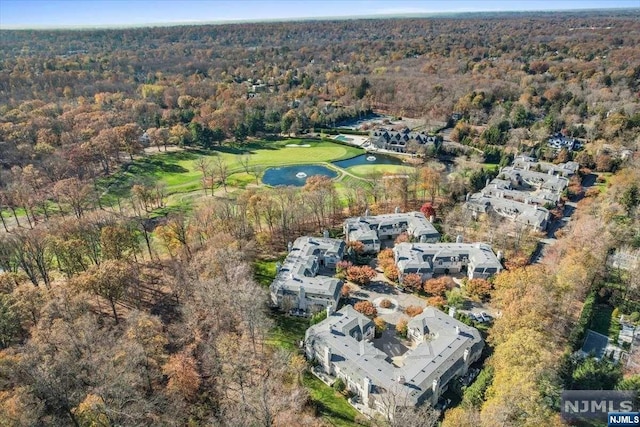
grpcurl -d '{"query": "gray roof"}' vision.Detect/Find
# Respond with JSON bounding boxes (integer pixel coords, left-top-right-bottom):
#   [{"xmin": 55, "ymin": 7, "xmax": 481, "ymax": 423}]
[
  {"xmin": 345, "ymin": 211, "xmax": 439, "ymax": 241},
  {"xmin": 394, "ymin": 242, "xmax": 502, "ymax": 273},
  {"xmin": 482, "ymin": 179, "xmax": 560, "ymax": 205},
  {"xmin": 270, "ymin": 236, "xmax": 344, "ymax": 299},
  {"xmin": 500, "ymin": 166, "xmax": 569, "ymax": 193},
  {"xmin": 581, "ymin": 330, "xmax": 610, "ymax": 359},
  {"xmin": 512, "ymin": 156, "xmax": 579, "ymax": 177},
  {"xmin": 306, "ymin": 306, "xmax": 483, "ymax": 406},
  {"xmin": 465, "ymin": 193, "xmax": 549, "ymax": 229}
]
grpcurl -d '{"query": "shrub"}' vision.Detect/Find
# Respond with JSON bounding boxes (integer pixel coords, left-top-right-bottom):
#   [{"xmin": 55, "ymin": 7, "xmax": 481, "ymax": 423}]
[
  {"xmin": 333, "ymin": 377, "xmax": 346, "ymax": 392},
  {"xmin": 354, "ymin": 301, "xmax": 377, "ymax": 317},
  {"xmin": 379, "ymin": 298, "xmax": 392, "ymax": 308},
  {"xmin": 340, "ymin": 284, "xmax": 352, "ymax": 298},
  {"xmin": 384, "ymin": 265, "xmax": 399, "ymax": 282},
  {"xmin": 427, "ymin": 295, "xmax": 446, "ymax": 309},
  {"xmin": 309, "ymin": 310, "xmax": 328, "ymax": 326},
  {"xmin": 420, "ymin": 202, "xmax": 436, "ymax": 220},
  {"xmin": 377, "ymin": 248, "xmax": 395, "ymax": 270},
  {"xmin": 405, "ymin": 305, "xmax": 424, "ymax": 317},
  {"xmin": 396, "ymin": 317, "xmax": 408, "ymax": 337},
  {"xmin": 336, "ymin": 260, "xmax": 353, "ymax": 279},
  {"xmin": 424, "ymin": 277, "xmax": 449, "ymax": 296},
  {"xmin": 465, "ymin": 278, "xmax": 492, "ymax": 302},
  {"xmin": 346, "ymin": 265, "xmax": 377, "ymax": 286},
  {"xmin": 402, "ymin": 273, "xmax": 423, "ymax": 292},
  {"xmin": 373, "ymin": 317, "xmax": 386, "ymax": 334}
]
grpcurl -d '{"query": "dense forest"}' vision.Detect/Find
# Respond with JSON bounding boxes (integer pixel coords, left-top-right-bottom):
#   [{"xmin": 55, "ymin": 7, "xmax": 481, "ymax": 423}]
[{"xmin": 1, "ymin": 9, "xmax": 640, "ymax": 427}]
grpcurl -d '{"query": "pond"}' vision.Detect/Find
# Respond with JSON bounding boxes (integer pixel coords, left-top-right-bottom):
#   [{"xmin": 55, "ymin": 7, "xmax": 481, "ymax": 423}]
[
  {"xmin": 332, "ymin": 153, "xmax": 404, "ymax": 169},
  {"xmin": 262, "ymin": 165, "xmax": 338, "ymax": 187}
]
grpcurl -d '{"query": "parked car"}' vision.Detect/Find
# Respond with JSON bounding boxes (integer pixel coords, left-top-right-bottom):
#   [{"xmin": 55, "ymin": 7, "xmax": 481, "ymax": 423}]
[{"xmin": 480, "ymin": 311, "xmax": 493, "ymax": 322}]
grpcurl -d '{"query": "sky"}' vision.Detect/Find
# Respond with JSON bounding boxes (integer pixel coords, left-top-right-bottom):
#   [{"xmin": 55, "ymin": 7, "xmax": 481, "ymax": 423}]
[{"xmin": 1, "ymin": 0, "xmax": 638, "ymax": 29}]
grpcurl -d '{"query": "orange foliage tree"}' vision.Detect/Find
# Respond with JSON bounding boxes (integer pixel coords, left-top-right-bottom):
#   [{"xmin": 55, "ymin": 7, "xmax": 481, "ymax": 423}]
[{"xmin": 354, "ymin": 301, "xmax": 378, "ymax": 317}]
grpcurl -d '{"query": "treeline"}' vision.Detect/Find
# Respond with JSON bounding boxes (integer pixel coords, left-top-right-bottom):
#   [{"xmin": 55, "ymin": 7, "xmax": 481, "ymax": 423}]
[{"xmin": 2, "ymin": 11, "xmax": 640, "ymax": 178}]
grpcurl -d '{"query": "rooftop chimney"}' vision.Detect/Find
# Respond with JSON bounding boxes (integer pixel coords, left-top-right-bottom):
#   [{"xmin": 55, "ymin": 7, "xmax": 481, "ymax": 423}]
[
  {"xmin": 364, "ymin": 208, "xmax": 370, "ymax": 217},
  {"xmin": 323, "ymin": 229, "xmax": 329, "ymax": 238},
  {"xmin": 287, "ymin": 241, "xmax": 293, "ymax": 252},
  {"xmin": 395, "ymin": 206, "xmax": 400, "ymax": 214},
  {"xmin": 456, "ymin": 235, "xmax": 463, "ymax": 243}
]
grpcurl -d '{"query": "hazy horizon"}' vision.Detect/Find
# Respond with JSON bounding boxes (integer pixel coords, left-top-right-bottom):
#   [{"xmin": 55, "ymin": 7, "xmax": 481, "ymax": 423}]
[{"xmin": 1, "ymin": 0, "xmax": 639, "ymax": 30}]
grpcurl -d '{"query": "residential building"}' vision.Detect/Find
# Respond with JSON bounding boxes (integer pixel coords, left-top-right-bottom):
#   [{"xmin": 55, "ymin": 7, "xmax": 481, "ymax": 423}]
[
  {"xmin": 499, "ymin": 166, "xmax": 569, "ymax": 193},
  {"xmin": 512, "ymin": 155, "xmax": 579, "ymax": 177},
  {"xmin": 465, "ymin": 193, "xmax": 551, "ymax": 231},
  {"xmin": 270, "ymin": 236, "xmax": 345, "ymax": 314},
  {"xmin": 370, "ymin": 128, "xmax": 440, "ymax": 153},
  {"xmin": 607, "ymin": 247, "xmax": 640, "ymax": 271},
  {"xmin": 305, "ymin": 305, "xmax": 483, "ymax": 416},
  {"xmin": 344, "ymin": 211, "xmax": 440, "ymax": 253},
  {"xmin": 462, "ymin": 159, "xmax": 569, "ymax": 231},
  {"xmin": 393, "ymin": 242, "xmax": 503, "ymax": 281},
  {"xmin": 547, "ymin": 133, "xmax": 582, "ymax": 151},
  {"xmin": 480, "ymin": 178, "xmax": 561, "ymax": 206}
]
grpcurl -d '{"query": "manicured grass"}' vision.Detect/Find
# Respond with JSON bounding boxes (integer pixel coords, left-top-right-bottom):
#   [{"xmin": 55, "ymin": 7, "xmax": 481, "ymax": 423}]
[
  {"xmin": 303, "ymin": 372, "xmax": 360, "ymax": 427},
  {"xmin": 254, "ymin": 257, "xmax": 283, "ymax": 287},
  {"xmin": 266, "ymin": 314, "xmax": 309, "ymax": 351},
  {"xmin": 227, "ymin": 172, "xmax": 257, "ymax": 188},
  {"xmin": 347, "ymin": 164, "xmax": 414, "ymax": 177},
  {"xmin": 590, "ymin": 304, "xmax": 621, "ymax": 340},
  {"xmin": 100, "ymin": 140, "xmax": 364, "ymax": 203},
  {"xmin": 595, "ymin": 172, "xmax": 613, "ymax": 194}
]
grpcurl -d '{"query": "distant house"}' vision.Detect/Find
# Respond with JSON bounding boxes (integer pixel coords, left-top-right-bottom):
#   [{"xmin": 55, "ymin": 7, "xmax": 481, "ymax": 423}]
[
  {"xmin": 270, "ymin": 236, "xmax": 345, "ymax": 315},
  {"xmin": 512, "ymin": 155, "xmax": 579, "ymax": 177},
  {"xmin": 479, "ymin": 178, "xmax": 561, "ymax": 206},
  {"xmin": 305, "ymin": 305, "xmax": 483, "ymax": 416},
  {"xmin": 547, "ymin": 133, "xmax": 582, "ymax": 151},
  {"xmin": 607, "ymin": 248, "xmax": 640, "ymax": 271},
  {"xmin": 499, "ymin": 166, "xmax": 569, "ymax": 193},
  {"xmin": 465, "ymin": 193, "xmax": 551, "ymax": 231},
  {"xmin": 370, "ymin": 128, "xmax": 440, "ymax": 153},
  {"xmin": 462, "ymin": 158, "xmax": 571, "ymax": 231},
  {"xmin": 344, "ymin": 211, "xmax": 440, "ymax": 253},
  {"xmin": 393, "ymin": 242, "xmax": 502, "ymax": 281}
]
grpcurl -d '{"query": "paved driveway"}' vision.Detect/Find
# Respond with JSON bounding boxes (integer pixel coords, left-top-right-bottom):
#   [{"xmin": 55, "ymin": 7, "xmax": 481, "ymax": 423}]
[{"xmin": 348, "ymin": 273, "xmax": 427, "ymax": 325}]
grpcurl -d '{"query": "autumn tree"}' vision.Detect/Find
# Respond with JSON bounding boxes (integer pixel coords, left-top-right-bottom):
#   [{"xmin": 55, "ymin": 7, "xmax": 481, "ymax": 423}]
[
  {"xmin": 53, "ymin": 177, "xmax": 94, "ymax": 219},
  {"xmin": 423, "ymin": 277, "xmax": 450, "ymax": 297},
  {"xmin": 373, "ymin": 317, "xmax": 386, "ymax": 335},
  {"xmin": 465, "ymin": 278, "xmax": 493, "ymax": 302},
  {"xmin": 420, "ymin": 202, "xmax": 436, "ymax": 220},
  {"xmin": 404, "ymin": 305, "xmax": 424, "ymax": 317},
  {"xmin": 163, "ymin": 349, "xmax": 201, "ymax": 401},
  {"xmin": 401, "ymin": 273, "xmax": 423, "ymax": 292},
  {"xmin": 395, "ymin": 317, "xmax": 408, "ymax": 337},
  {"xmin": 346, "ymin": 265, "xmax": 377, "ymax": 286},
  {"xmin": 354, "ymin": 300, "xmax": 377, "ymax": 317},
  {"xmin": 73, "ymin": 260, "xmax": 135, "ymax": 323}
]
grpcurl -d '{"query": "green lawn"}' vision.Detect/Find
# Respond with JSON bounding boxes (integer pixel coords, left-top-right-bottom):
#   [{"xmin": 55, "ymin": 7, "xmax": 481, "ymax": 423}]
[
  {"xmin": 99, "ymin": 139, "xmax": 364, "ymax": 203},
  {"xmin": 303, "ymin": 373, "xmax": 360, "ymax": 427},
  {"xmin": 590, "ymin": 304, "xmax": 621, "ymax": 340},
  {"xmin": 266, "ymin": 314, "xmax": 309, "ymax": 351},
  {"xmin": 347, "ymin": 164, "xmax": 415, "ymax": 178},
  {"xmin": 254, "ymin": 257, "xmax": 283, "ymax": 287}
]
